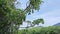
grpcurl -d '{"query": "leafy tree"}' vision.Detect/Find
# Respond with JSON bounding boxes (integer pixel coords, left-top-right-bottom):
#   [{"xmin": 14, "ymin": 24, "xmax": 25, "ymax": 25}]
[{"xmin": 0, "ymin": 0, "xmax": 43, "ymax": 34}]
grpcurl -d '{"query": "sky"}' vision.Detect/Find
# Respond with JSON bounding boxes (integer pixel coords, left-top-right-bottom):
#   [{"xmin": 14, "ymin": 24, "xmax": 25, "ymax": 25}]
[{"xmin": 17, "ymin": 0, "xmax": 60, "ymax": 27}]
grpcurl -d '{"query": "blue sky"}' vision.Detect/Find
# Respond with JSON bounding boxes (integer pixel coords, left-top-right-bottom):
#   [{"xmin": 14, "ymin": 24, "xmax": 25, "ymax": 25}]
[{"xmin": 17, "ymin": 0, "xmax": 60, "ymax": 27}]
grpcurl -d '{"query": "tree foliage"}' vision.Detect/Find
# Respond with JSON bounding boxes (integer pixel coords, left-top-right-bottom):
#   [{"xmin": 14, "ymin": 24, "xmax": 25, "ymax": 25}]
[
  {"xmin": 0, "ymin": 0, "xmax": 43, "ymax": 34},
  {"xmin": 18, "ymin": 26, "xmax": 60, "ymax": 34},
  {"xmin": 25, "ymin": 18, "xmax": 44, "ymax": 28}
]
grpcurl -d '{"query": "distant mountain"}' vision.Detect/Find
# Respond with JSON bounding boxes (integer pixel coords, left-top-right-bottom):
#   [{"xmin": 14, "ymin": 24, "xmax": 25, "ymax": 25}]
[{"xmin": 53, "ymin": 23, "xmax": 60, "ymax": 26}]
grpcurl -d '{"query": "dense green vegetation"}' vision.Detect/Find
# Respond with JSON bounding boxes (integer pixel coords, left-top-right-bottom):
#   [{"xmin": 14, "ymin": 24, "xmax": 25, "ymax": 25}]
[
  {"xmin": 0, "ymin": 0, "xmax": 43, "ymax": 34},
  {"xmin": 0, "ymin": 0, "xmax": 60, "ymax": 34},
  {"xmin": 19, "ymin": 26, "xmax": 60, "ymax": 34}
]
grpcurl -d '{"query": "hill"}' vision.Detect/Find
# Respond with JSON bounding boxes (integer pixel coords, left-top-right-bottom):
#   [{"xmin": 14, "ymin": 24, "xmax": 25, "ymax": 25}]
[{"xmin": 53, "ymin": 23, "xmax": 60, "ymax": 26}]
